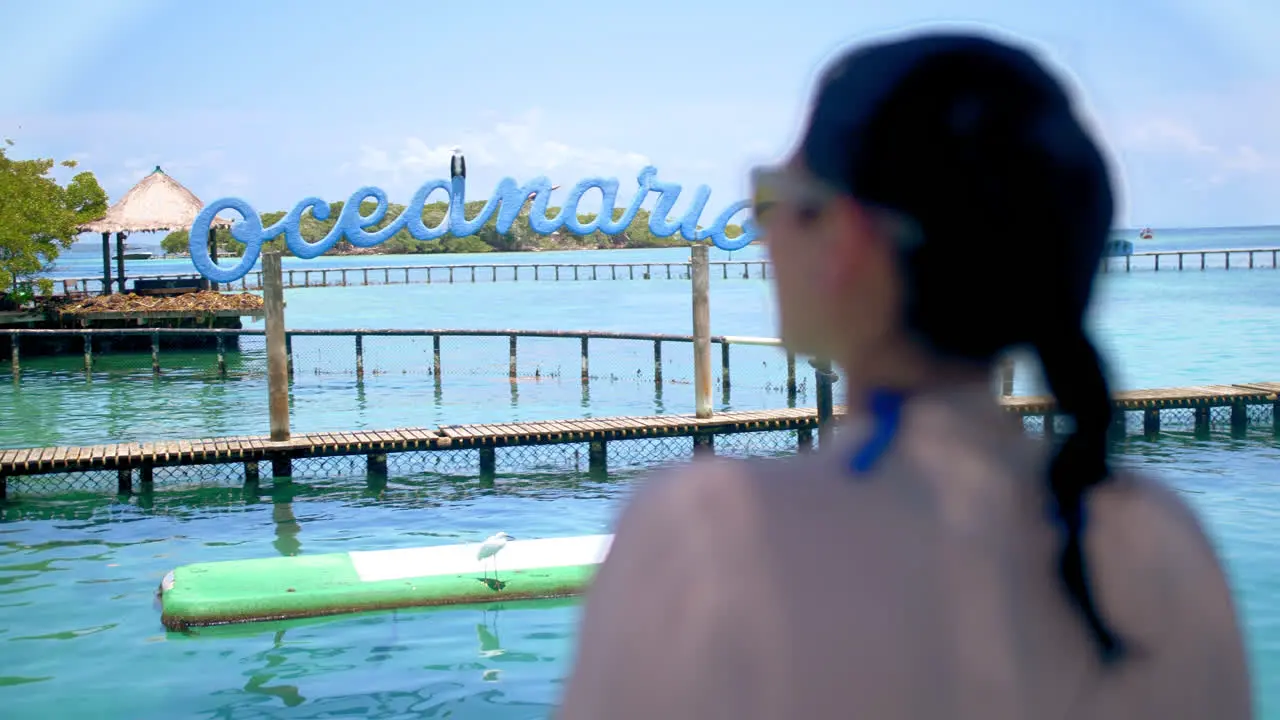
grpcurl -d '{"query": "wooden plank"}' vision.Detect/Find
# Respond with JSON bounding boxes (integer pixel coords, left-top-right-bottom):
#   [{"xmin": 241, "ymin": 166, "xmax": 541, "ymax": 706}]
[
  {"xmin": 526, "ymin": 422, "xmax": 563, "ymax": 436},
  {"xmin": 1235, "ymin": 381, "xmax": 1280, "ymax": 394},
  {"xmin": 49, "ymin": 446, "xmax": 73, "ymax": 466},
  {"xmin": 404, "ymin": 428, "xmax": 435, "ymax": 442}
]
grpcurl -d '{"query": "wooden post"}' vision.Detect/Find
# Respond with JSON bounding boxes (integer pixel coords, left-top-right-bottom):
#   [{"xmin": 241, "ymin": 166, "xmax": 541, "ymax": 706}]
[
  {"xmin": 216, "ymin": 334, "xmax": 227, "ymax": 377},
  {"xmin": 654, "ymin": 340, "xmax": 663, "ymax": 387},
  {"xmin": 580, "ymin": 336, "xmax": 589, "ymax": 385},
  {"xmin": 101, "ymin": 232, "xmax": 112, "ymax": 295},
  {"xmin": 786, "ymin": 351, "xmax": 797, "ymax": 405},
  {"xmin": 693, "ymin": 432, "xmax": 715, "ymax": 457},
  {"xmin": 83, "ymin": 335, "xmax": 92, "ymax": 375},
  {"xmin": 115, "ymin": 232, "xmax": 127, "ymax": 294},
  {"xmin": 432, "ymin": 334, "xmax": 442, "ymax": 377},
  {"xmin": 1230, "ymin": 402, "xmax": 1248, "ymax": 435},
  {"xmin": 9, "ymin": 333, "xmax": 18, "ymax": 378},
  {"xmin": 720, "ymin": 341, "xmax": 731, "ymax": 391},
  {"xmin": 355, "ymin": 334, "xmax": 364, "ymax": 377},
  {"xmin": 508, "ymin": 335, "xmax": 518, "ymax": 378},
  {"xmin": 588, "ymin": 439, "xmax": 607, "ymax": 475},
  {"xmin": 797, "ymin": 427, "xmax": 814, "ymax": 452},
  {"xmin": 691, "ymin": 245, "xmax": 713, "ymax": 418},
  {"xmin": 813, "ymin": 358, "xmax": 836, "ymax": 442},
  {"xmin": 1143, "ymin": 407, "xmax": 1160, "ymax": 436},
  {"xmin": 263, "ymin": 252, "xmax": 291, "ymax": 442},
  {"xmin": 208, "ymin": 227, "xmax": 220, "ymax": 291},
  {"xmin": 151, "ymin": 332, "xmax": 160, "ymax": 374},
  {"xmin": 1194, "ymin": 407, "xmax": 1210, "ymax": 436}
]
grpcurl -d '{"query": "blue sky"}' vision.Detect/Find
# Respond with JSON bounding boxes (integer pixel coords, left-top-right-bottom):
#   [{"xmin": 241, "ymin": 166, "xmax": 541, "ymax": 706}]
[{"xmin": 2, "ymin": 0, "xmax": 1278, "ymax": 230}]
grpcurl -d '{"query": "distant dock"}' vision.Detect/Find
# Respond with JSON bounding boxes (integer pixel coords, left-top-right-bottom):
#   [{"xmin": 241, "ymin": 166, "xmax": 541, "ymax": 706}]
[{"xmin": 46, "ymin": 246, "xmax": 1280, "ymax": 294}]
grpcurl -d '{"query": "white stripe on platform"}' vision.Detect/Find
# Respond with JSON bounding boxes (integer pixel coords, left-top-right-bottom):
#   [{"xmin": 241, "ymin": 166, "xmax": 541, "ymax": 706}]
[{"xmin": 348, "ymin": 534, "xmax": 615, "ymax": 583}]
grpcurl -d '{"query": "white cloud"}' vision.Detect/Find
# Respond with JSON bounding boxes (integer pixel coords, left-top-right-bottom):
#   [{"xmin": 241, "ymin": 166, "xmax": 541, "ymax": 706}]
[
  {"xmin": 1121, "ymin": 118, "xmax": 1217, "ymax": 156},
  {"xmin": 1117, "ymin": 116, "xmax": 1272, "ymax": 184},
  {"xmin": 349, "ymin": 108, "xmax": 651, "ymax": 188}
]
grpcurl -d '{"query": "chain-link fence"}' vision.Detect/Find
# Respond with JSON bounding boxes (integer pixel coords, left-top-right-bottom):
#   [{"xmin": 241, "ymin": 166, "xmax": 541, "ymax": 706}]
[
  {"xmin": 1021, "ymin": 403, "xmax": 1276, "ymax": 435},
  {"xmin": 2, "ymin": 427, "xmax": 818, "ymax": 498},
  {"xmin": 2, "ymin": 329, "xmax": 812, "ymax": 448},
  {"xmin": 4, "ymin": 399, "xmax": 1277, "ymax": 500}
]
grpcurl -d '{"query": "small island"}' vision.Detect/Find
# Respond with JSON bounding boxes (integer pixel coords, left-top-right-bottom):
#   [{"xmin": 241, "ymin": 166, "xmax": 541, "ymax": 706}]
[{"xmin": 161, "ymin": 199, "xmax": 749, "ymax": 258}]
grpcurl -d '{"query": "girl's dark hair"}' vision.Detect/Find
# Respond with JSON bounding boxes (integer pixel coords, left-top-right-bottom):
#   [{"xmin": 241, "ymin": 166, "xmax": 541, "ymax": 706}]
[{"xmin": 801, "ymin": 33, "xmax": 1126, "ymax": 663}]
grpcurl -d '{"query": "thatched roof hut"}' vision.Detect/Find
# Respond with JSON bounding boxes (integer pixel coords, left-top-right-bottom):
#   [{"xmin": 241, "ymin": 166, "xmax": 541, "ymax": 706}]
[
  {"xmin": 80, "ymin": 166, "xmax": 233, "ymax": 294},
  {"xmin": 79, "ymin": 166, "xmax": 232, "ymax": 234}
]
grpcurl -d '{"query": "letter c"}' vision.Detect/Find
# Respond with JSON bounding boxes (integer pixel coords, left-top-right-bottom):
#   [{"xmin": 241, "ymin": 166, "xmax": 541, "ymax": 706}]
[{"xmin": 189, "ymin": 198, "xmax": 263, "ymax": 283}]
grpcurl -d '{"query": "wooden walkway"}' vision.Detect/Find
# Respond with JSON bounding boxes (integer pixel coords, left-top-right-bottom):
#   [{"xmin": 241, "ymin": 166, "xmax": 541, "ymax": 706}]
[
  {"xmin": 1, "ymin": 382, "xmax": 1276, "ymax": 496},
  {"xmin": 49, "ymin": 245, "xmax": 1280, "ymax": 295}
]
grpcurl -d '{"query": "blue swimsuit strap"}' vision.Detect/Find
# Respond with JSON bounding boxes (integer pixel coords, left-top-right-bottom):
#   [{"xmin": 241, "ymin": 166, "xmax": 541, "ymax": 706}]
[{"xmin": 848, "ymin": 388, "xmax": 909, "ymax": 476}]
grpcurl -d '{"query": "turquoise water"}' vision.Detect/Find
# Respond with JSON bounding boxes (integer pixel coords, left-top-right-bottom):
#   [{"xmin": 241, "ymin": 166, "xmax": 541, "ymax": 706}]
[{"xmin": 3, "ymin": 227, "xmax": 1280, "ymax": 718}]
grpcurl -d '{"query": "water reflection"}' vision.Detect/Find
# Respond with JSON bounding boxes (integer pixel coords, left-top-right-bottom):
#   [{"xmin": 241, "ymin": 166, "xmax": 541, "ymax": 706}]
[
  {"xmin": 195, "ymin": 601, "xmax": 575, "ymax": 718},
  {"xmin": 243, "ymin": 629, "xmax": 307, "ymax": 707},
  {"xmin": 271, "ymin": 483, "xmax": 302, "ymax": 558}
]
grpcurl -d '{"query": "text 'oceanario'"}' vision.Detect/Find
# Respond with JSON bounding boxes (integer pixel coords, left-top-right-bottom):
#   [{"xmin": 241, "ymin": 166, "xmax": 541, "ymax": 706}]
[{"xmin": 188, "ymin": 166, "xmax": 756, "ymax": 282}]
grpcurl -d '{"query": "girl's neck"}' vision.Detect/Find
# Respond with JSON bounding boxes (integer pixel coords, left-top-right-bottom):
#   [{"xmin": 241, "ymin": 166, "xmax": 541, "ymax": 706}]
[{"xmin": 838, "ymin": 341, "xmax": 993, "ymax": 414}]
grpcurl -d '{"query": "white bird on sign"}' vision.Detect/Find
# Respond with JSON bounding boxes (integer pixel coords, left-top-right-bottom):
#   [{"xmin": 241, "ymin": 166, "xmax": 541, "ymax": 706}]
[
  {"xmin": 477, "ymin": 532, "xmax": 515, "ymax": 581},
  {"xmin": 451, "ymin": 147, "xmax": 466, "ymax": 180}
]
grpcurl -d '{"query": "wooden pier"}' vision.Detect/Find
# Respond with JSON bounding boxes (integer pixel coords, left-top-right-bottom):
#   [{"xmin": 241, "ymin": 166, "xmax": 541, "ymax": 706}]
[
  {"xmin": 1103, "ymin": 247, "xmax": 1280, "ymax": 273},
  {"xmin": 51, "ymin": 259, "xmax": 772, "ymax": 295},
  {"xmin": 1, "ymin": 382, "xmax": 1275, "ymax": 498},
  {"xmin": 47, "ymin": 245, "xmax": 1280, "ymax": 295}
]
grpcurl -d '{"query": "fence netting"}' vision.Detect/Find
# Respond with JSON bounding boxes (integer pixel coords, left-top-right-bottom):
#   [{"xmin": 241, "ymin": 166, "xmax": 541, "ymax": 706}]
[
  {"xmin": 4, "ymin": 428, "xmax": 813, "ymax": 497},
  {"xmin": 1, "ymin": 331, "xmax": 814, "ymax": 447}
]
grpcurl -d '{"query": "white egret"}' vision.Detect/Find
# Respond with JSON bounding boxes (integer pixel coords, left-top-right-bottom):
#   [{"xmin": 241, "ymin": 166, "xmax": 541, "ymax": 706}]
[{"xmin": 477, "ymin": 532, "xmax": 515, "ymax": 581}]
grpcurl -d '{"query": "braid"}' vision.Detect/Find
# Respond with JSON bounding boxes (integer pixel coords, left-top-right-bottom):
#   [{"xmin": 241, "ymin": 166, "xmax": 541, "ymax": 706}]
[{"xmin": 1035, "ymin": 327, "xmax": 1127, "ymax": 664}]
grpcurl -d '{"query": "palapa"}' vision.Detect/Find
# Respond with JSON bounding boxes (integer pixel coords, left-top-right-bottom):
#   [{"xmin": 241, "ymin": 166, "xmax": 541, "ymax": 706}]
[{"xmin": 78, "ymin": 166, "xmax": 233, "ymax": 235}]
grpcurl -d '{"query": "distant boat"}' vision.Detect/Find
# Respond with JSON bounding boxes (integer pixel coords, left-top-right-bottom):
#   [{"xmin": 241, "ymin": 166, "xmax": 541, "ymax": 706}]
[
  {"xmin": 113, "ymin": 251, "xmax": 155, "ymax": 261},
  {"xmin": 1138, "ymin": 227, "xmax": 1154, "ymax": 240}
]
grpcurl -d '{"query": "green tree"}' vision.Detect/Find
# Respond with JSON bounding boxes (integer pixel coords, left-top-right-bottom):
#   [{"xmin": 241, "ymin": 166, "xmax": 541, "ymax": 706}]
[
  {"xmin": 0, "ymin": 140, "xmax": 107, "ymax": 300},
  {"xmin": 161, "ymin": 228, "xmax": 245, "ymax": 257}
]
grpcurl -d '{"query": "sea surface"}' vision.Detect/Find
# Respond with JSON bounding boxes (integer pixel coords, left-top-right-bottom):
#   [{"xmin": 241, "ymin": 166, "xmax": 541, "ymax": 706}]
[{"xmin": 2, "ymin": 226, "xmax": 1279, "ymax": 718}]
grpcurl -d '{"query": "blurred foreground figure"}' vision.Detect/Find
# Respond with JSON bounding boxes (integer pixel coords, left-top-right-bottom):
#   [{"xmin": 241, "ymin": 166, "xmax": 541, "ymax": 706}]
[{"xmin": 559, "ymin": 30, "xmax": 1251, "ymax": 720}]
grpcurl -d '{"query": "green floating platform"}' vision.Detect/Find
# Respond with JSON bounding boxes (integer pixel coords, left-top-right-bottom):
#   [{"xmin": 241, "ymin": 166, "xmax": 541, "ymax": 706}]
[{"xmin": 159, "ymin": 534, "xmax": 613, "ymax": 630}]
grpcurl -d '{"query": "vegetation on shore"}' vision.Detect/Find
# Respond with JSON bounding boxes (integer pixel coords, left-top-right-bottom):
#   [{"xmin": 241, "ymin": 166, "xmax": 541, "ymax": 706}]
[
  {"xmin": 0, "ymin": 141, "xmax": 108, "ymax": 305},
  {"xmin": 160, "ymin": 199, "xmax": 746, "ymax": 257}
]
